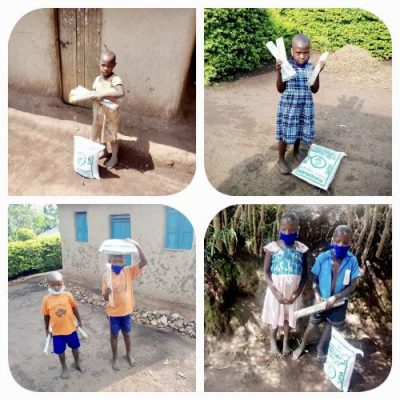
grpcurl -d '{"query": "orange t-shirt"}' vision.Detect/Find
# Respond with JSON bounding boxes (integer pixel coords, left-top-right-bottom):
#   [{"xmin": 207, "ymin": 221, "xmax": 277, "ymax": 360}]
[
  {"xmin": 102, "ymin": 265, "xmax": 141, "ymax": 317},
  {"xmin": 41, "ymin": 292, "xmax": 78, "ymax": 336}
]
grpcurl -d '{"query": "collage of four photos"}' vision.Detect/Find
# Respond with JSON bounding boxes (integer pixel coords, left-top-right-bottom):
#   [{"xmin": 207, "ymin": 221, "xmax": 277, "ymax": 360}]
[{"xmin": 6, "ymin": 5, "xmax": 392, "ymax": 394}]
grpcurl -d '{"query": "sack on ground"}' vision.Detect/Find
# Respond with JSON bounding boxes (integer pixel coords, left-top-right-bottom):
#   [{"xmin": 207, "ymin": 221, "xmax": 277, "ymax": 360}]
[
  {"xmin": 291, "ymin": 144, "xmax": 346, "ymax": 190},
  {"xmin": 99, "ymin": 239, "xmax": 141, "ymax": 264},
  {"xmin": 324, "ymin": 328, "xmax": 364, "ymax": 392},
  {"xmin": 73, "ymin": 136, "xmax": 105, "ymax": 180}
]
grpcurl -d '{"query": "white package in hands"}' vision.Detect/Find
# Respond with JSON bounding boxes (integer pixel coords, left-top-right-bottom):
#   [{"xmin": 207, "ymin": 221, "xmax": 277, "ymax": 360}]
[
  {"xmin": 266, "ymin": 37, "xmax": 296, "ymax": 82},
  {"xmin": 73, "ymin": 136, "xmax": 105, "ymax": 180},
  {"xmin": 105, "ymin": 263, "xmax": 115, "ymax": 306},
  {"xmin": 308, "ymin": 51, "xmax": 329, "ymax": 87},
  {"xmin": 291, "ymin": 144, "xmax": 346, "ymax": 190},
  {"xmin": 324, "ymin": 328, "xmax": 364, "ymax": 392}
]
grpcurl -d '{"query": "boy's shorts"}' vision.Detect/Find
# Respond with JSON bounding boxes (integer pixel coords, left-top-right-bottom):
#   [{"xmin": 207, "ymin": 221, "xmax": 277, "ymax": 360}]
[
  {"xmin": 53, "ymin": 330, "xmax": 80, "ymax": 354},
  {"xmin": 109, "ymin": 314, "xmax": 132, "ymax": 336},
  {"xmin": 310, "ymin": 300, "xmax": 348, "ymax": 327}
]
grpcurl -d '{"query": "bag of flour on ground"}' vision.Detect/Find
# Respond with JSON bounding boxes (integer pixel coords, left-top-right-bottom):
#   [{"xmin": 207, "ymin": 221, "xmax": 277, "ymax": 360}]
[
  {"xmin": 324, "ymin": 328, "xmax": 364, "ymax": 392},
  {"xmin": 291, "ymin": 144, "xmax": 346, "ymax": 190},
  {"xmin": 99, "ymin": 239, "xmax": 141, "ymax": 264},
  {"xmin": 73, "ymin": 136, "xmax": 105, "ymax": 180}
]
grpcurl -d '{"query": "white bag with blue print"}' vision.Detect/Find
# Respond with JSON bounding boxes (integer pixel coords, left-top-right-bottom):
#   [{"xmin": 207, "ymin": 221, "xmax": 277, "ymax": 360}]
[
  {"xmin": 324, "ymin": 327, "xmax": 364, "ymax": 392},
  {"xmin": 73, "ymin": 136, "xmax": 105, "ymax": 180},
  {"xmin": 291, "ymin": 144, "xmax": 346, "ymax": 190}
]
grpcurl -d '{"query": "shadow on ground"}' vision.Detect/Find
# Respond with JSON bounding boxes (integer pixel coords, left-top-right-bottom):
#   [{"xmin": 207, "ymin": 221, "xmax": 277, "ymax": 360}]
[
  {"xmin": 205, "ymin": 63, "xmax": 391, "ymax": 196},
  {"xmin": 9, "ymin": 276, "xmax": 195, "ymax": 392}
]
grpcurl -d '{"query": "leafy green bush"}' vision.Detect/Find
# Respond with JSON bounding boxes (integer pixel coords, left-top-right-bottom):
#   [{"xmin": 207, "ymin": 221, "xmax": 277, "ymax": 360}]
[
  {"xmin": 204, "ymin": 9, "xmax": 279, "ymax": 84},
  {"xmin": 8, "ymin": 234, "xmax": 62, "ymax": 279},
  {"xmin": 272, "ymin": 9, "xmax": 391, "ymax": 60},
  {"xmin": 204, "ymin": 8, "xmax": 391, "ymax": 83},
  {"xmin": 15, "ymin": 228, "xmax": 36, "ymax": 241}
]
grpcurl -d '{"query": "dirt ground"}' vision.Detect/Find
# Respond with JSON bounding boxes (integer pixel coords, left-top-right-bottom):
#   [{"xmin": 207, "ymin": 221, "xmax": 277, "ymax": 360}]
[
  {"xmin": 204, "ymin": 292, "xmax": 391, "ymax": 392},
  {"xmin": 205, "ymin": 52, "xmax": 391, "ymax": 196},
  {"xmin": 8, "ymin": 275, "xmax": 196, "ymax": 392},
  {"xmin": 8, "ymin": 91, "xmax": 195, "ymax": 196}
]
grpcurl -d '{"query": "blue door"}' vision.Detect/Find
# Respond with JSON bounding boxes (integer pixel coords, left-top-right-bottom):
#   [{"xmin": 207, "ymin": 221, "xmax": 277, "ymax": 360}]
[{"xmin": 110, "ymin": 214, "xmax": 132, "ymax": 266}]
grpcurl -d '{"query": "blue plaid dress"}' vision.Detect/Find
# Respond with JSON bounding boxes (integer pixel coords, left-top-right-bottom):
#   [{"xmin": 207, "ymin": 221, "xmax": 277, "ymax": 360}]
[{"xmin": 276, "ymin": 59, "xmax": 315, "ymax": 144}]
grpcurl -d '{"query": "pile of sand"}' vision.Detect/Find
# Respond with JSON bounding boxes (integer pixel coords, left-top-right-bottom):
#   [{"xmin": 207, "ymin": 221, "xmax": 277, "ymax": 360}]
[{"xmin": 324, "ymin": 45, "xmax": 391, "ymax": 88}]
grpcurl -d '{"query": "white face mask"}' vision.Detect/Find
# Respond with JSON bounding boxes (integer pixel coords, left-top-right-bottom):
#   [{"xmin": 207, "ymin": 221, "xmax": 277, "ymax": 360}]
[{"xmin": 48, "ymin": 286, "xmax": 65, "ymax": 295}]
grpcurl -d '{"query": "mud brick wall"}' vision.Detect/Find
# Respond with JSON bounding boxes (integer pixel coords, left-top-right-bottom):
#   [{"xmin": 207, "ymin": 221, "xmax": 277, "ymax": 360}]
[{"xmin": 58, "ymin": 204, "xmax": 196, "ymax": 306}]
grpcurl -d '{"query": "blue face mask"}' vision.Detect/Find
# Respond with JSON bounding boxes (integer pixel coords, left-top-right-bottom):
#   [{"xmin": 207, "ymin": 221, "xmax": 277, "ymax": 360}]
[
  {"xmin": 279, "ymin": 231, "xmax": 298, "ymax": 245},
  {"xmin": 48, "ymin": 286, "xmax": 65, "ymax": 295},
  {"xmin": 330, "ymin": 244, "xmax": 350, "ymax": 259},
  {"xmin": 112, "ymin": 265, "xmax": 124, "ymax": 274}
]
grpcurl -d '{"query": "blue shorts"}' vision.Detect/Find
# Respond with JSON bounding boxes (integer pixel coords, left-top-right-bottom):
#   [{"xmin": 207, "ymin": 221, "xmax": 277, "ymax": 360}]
[
  {"xmin": 310, "ymin": 300, "xmax": 348, "ymax": 327},
  {"xmin": 53, "ymin": 331, "xmax": 80, "ymax": 354},
  {"xmin": 109, "ymin": 314, "xmax": 132, "ymax": 336}
]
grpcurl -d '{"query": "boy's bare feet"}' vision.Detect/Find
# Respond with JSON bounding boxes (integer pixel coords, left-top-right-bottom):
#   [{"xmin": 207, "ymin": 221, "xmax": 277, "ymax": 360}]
[
  {"xmin": 112, "ymin": 357, "xmax": 121, "ymax": 371},
  {"xmin": 61, "ymin": 366, "xmax": 70, "ymax": 379},
  {"xmin": 74, "ymin": 361, "xmax": 84, "ymax": 373},
  {"xmin": 292, "ymin": 344, "xmax": 305, "ymax": 360},
  {"xmin": 127, "ymin": 353, "xmax": 136, "ymax": 367},
  {"xmin": 276, "ymin": 159, "xmax": 291, "ymax": 174},
  {"xmin": 105, "ymin": 157, "xmax": 118, "ymax": 169}
]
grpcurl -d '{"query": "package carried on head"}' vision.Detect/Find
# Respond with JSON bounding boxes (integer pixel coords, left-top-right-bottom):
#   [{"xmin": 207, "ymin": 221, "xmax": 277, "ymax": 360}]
[
  {"xmin": 291, "ymin": 144, "xmax": 346, "ymax": 190},
  {"xmin": 324, "ymin": 327, "xmax": 364, "ymax": 392},
  {"xmin": 99, "ymin": 239, "xmax": 141, "ymax": 264},
  {"xmin": 266, "ymin": 37, "xmax": 297, "ymax": 82},
  {"xmin": 73, "ymin": 136, "xmax": 105, "ymax": 180}
]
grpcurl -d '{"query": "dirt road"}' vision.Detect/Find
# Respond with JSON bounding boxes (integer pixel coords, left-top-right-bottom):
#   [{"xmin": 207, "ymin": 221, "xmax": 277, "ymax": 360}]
[
  {"xmin": 205, "ymin": 56, "xmax": 391, "ymax": 196},
  {"xmin": 205, "ymin": 295, "xmax": 391, "ymax": 392},
  {"xmin": 8, "ymin": 93, "xmax": 195, "ymax": 196},
  {"xmin": 8, "ymin": 276, "xmax": 195, "ymax": 392}
]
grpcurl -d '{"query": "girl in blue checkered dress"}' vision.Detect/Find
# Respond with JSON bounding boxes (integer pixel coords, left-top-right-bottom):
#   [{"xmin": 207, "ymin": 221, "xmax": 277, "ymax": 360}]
[{"xmin": 275, "ymin": 34, "xmax": 326, "ymax": 174}]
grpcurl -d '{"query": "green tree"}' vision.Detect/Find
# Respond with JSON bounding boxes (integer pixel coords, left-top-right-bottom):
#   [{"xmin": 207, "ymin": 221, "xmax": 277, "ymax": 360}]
[
  {"xmin": 15, "ymin": 228, "xmax": 36, "ymax": 241},
  {"xmin": 8, "ymin": 205, "xmax": 59, "ymax": 240}
]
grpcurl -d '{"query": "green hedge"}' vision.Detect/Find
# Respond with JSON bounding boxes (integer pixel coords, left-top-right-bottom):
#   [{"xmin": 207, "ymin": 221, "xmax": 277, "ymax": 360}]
[
  {"xmin": 8, "ymin": 234, "xmax": 62, "ymax": 279},
  {"xmin": 205, "ymin": 8, "xmax": 280, "ymax": 84},
  {"xmin": 272, "ymin": 9, "xmax": 391, "ymax": 60},
  {"xmin": 205, "ymin": 8, "xmax": 391, "ymax": 83}
]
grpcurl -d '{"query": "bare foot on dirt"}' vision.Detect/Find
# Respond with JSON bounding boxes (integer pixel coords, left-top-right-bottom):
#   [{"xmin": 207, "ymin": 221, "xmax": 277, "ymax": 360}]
[
  {"xmin": 292, "ymin": 151, "xmax": 303, "ymax": 166},
  {"xmin": 316, "ymin": 351, "xmax": 327, "ymax": 363},
  {"xmin": 270, "ymin": 340, "xmax": 280, "ymax": 355},
  {"xmin": 282, "ymin": 343, "xmax": 291, "ymax": 356},
  {"xmin": 74, "ymin": 362, "xmax": 84, "ymax": 373},
  {"xmin": 276, "ymin": 159, "xmax": 291, "ymax": 175},
  {"xmin": 112, "ymin": 357, "xmax": 121, "ymax": 371},
  {"xmin": 106, "ymin": 157, "xmax": 118, "ymax": 169},
  {"xmin": 292, "ymin": 345, "xmax": 305, "ymax": 360},
  {"xmin": 61, "ymin": 366, "xmax": 70, "ymax": 379},
  {"xmin": 127, "ymin": 353, "xmax": 137, "ymax": 367}
]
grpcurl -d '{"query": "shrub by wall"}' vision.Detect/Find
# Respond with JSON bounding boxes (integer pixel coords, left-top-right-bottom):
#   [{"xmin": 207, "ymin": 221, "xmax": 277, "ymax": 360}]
[{"xmin": 8, "ymin": 234, "xmax": 62, "ymax": 279}]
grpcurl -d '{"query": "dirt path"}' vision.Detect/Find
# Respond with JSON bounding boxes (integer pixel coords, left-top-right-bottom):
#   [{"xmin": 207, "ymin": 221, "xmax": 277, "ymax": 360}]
[
  {"xmin": 8, "ymin": 276, "xmax": 195, "ymax": 392},
  {"xmin": 205, "ymin": 295, "xmax": 391, "ymax": 392},
  {"xmin": 8, "ymin": 94, "xmax": 195, "ymax": 196},
  {"xmin": 205, "ymin": 57, "xmax": 391, "ymax": 196}
]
